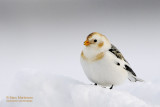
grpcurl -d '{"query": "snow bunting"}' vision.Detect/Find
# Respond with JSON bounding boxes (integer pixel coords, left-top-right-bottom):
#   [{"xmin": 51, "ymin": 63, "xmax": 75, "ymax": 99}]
[{"xmin": 80, "ymin": 32, "xmax": 143, "ymax": 89}]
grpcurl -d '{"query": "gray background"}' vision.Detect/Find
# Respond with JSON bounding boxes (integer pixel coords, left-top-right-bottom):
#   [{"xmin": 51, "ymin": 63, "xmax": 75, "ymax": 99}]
[{"xmin": 0, "ymin": 0, "xmax": 160, "ymax": 96}]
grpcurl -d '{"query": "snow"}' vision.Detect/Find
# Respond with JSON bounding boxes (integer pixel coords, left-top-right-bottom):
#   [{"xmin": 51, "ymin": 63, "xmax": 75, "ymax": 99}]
[{"xmin": 0, "ymin": 71, "xmax": 159, "ymax": 107}]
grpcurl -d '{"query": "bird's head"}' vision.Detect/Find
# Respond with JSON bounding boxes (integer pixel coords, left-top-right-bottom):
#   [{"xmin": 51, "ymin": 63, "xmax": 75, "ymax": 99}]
[{"xmin": 84, "ymin": 32, "xmax": 111, "ymax": 50}]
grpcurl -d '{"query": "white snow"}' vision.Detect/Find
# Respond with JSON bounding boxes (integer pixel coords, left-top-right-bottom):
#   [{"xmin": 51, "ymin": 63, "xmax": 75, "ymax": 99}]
[{"xmin": 0, "ymin": 71, "xmax": 159, "ymax": 107}]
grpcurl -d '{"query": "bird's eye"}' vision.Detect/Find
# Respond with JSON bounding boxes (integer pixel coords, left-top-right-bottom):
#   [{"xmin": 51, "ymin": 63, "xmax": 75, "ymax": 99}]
[{"xmin": 94, "ymin": 39, "xmax": 97, "ymax": 42}]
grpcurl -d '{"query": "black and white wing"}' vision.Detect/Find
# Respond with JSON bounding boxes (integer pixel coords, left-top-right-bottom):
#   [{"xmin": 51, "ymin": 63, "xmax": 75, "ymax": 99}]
[
  {"xmin": 109, "ymin": 44, "xmax": 128, "ymax": 64},
  {"xmin": 109, "ymin": 44, "xmax": 143, "ymax": 82}
]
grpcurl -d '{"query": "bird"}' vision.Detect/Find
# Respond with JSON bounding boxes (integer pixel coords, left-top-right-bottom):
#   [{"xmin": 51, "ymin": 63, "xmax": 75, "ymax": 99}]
[{"xmin": 80, "ymin": 32, "xmax": 143, "ymax": 89}]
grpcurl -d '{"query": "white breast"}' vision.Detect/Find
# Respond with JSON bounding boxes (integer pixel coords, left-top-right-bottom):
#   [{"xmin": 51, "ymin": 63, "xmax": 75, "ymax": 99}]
[{"xmin": 80, "ymin": 51, "xmax": 128, "ymax": 86}]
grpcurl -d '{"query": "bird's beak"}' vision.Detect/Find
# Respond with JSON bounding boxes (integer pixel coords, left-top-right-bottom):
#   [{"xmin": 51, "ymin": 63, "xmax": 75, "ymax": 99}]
[{"xmin": 84, "ymin": 40, "xmax": 90, "ymax": 46}]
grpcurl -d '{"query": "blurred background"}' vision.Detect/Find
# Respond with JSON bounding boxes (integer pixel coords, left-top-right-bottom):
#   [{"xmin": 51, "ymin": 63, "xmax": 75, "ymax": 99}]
[{"xmin": 0, "ymin": 0, "xmax": 160, "ymax": 99}]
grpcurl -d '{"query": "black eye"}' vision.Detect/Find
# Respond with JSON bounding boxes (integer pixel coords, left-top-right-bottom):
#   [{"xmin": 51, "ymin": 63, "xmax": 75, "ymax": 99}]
[{"xmin": 94, "ymin": 39, "xmax": 97, "ymax": 42}]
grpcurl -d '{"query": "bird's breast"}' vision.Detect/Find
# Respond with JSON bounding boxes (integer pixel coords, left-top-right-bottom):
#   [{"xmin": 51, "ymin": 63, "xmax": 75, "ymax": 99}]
[
  {"xmin": 81, "ymin": 51, "xmax": 105, "ymax": 62},
  {"xmin": 80, "ymin": 52, "xmax": 128, "ymax": 86}
]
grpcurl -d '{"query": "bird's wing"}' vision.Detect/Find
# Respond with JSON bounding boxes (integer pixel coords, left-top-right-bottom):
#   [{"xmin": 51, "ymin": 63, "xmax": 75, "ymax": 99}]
[
  {"xmin": 109, "ymin": 44, "xmax": 129, "ymax": 63},
  {"xmin": 124, "ymin": 64, "xmax": 136, "ymax": 76},
  {"xmin": 109, "ymin": 44, "xmax": 141, "ymax": 81}
]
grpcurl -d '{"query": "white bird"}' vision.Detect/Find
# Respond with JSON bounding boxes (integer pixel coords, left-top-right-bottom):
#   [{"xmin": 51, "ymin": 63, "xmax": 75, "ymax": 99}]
[{"xmin": 80, "ymin": 32, "xmax": 143, "ymax": 89}]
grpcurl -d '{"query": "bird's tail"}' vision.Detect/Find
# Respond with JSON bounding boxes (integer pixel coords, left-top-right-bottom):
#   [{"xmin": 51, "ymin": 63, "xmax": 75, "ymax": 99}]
[
  {"xmin": 128, "ymin": 73, "xmax": 144, "ymax": 82},
  {"xmin": 134, "ymin": 76, "xmax": 144, "ymax": 82}
]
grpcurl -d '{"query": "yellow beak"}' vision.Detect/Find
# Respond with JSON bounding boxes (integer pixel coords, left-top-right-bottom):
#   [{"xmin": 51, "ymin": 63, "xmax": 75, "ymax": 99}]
[{"xmin": 84, "ymin": 40, "xmax": 90, "ymax": 46}]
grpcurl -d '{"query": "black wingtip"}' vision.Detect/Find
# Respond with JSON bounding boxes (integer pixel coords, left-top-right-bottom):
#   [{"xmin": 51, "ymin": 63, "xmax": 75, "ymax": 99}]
[{"xmin": 125, "ymin": 65, "xmax": 136, "ymax": 76}]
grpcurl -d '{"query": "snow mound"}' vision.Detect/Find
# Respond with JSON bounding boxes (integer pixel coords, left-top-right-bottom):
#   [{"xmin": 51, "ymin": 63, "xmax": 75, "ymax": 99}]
[{"xmin": 0, "ymin": 71, "xmax": 157, "ymax": 107}]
